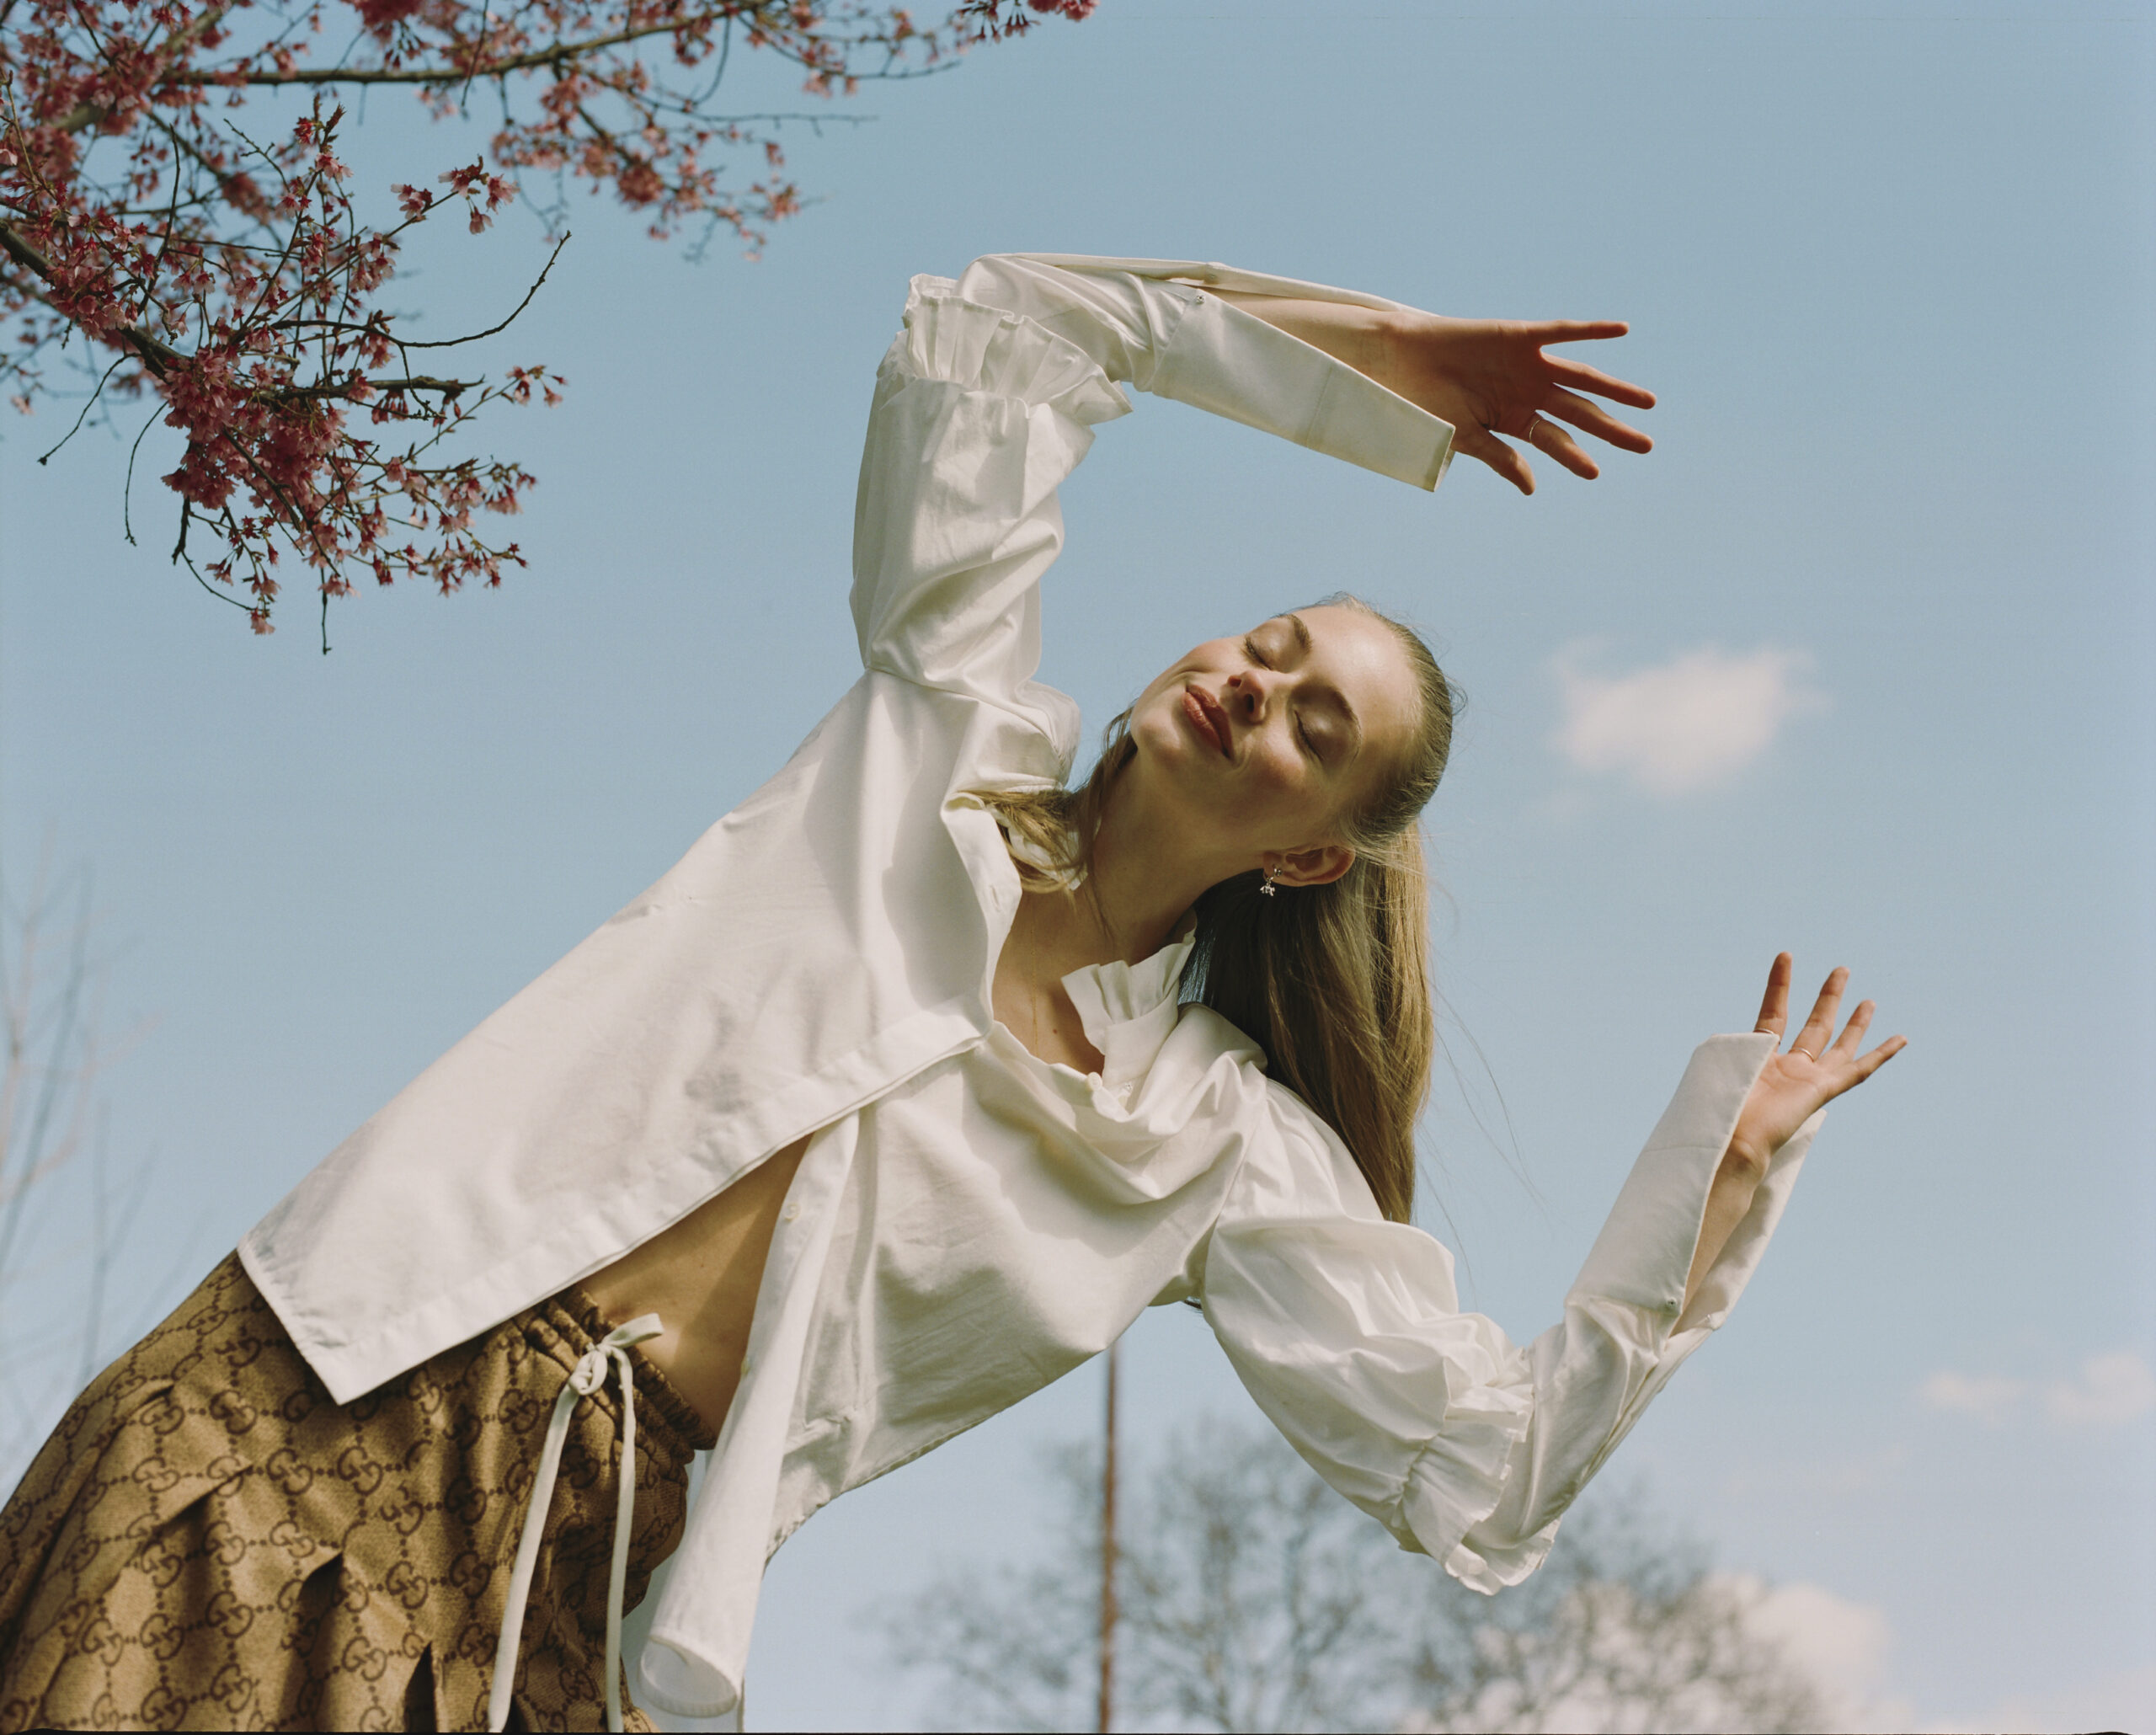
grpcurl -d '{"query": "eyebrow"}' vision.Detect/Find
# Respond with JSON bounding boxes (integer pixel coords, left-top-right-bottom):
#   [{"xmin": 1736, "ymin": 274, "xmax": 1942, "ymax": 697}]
[{"xmin": 1278, "ymin": 612, "xmax": 1364, "ymax": 758}]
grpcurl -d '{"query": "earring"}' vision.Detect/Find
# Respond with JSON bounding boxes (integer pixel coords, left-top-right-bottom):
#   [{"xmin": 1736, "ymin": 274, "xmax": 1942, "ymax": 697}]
[{"xmin": 1258, "ymin": 868, "xmax": 1278, "ymax": 899}]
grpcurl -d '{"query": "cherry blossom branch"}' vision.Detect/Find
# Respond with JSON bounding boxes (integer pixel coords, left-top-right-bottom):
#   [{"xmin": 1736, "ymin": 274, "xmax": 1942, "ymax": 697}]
[
  {"xmin": 3, "ymin": 0, "xmax": 1096, "ymax": 636},
  {"xmin": 0, "ymin": 214, "xmax": 185, "ymax": 375},
  {"xmin": 170, "ymin": 13, "xmax": 797, "ymax": 88}
]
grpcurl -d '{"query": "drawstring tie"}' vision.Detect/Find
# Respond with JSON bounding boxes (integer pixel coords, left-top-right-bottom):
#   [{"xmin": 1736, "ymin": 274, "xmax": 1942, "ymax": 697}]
[{"xmin": 487, "ymin": 1312, "xmax": 665, "ymax": 1733}]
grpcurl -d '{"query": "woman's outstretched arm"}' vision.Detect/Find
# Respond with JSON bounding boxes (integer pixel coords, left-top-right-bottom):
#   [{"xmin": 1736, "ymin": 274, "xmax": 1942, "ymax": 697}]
[
  {"xmin": 1209, "ymin": 289, "xmax": 1656, "ymax": 494},
  {"xmin": 1201, "ymin": 961, "xmax": 1903, "ymax": 1595},
  {"xmin": 1681, "ymin": 954, "xmax": 1907, "ymax": 1319}
]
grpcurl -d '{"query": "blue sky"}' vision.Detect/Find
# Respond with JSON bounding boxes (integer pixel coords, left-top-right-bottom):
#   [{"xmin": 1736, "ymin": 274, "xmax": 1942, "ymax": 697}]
[{"xmin": 3, "ymin": 2, "xmax": 2151, "ymax": 1728}]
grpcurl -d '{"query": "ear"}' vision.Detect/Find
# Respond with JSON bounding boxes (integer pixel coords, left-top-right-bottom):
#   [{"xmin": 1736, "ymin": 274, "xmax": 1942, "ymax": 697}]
[{"xmin": 1263, "ymin": 844, "xmax": 1356, "ymax": 889}]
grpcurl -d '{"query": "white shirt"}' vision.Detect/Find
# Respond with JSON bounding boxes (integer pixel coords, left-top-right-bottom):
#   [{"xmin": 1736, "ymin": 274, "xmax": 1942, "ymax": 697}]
[{"xmin": 237, "ymin": 255, "xmax": 1822, "ymax": 1720}]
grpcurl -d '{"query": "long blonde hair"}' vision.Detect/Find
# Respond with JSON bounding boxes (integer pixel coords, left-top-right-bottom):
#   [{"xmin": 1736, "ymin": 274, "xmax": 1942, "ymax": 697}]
[{"xmin": 986, "ymin": 595, "xmax": 1454, "ymax": 1223}]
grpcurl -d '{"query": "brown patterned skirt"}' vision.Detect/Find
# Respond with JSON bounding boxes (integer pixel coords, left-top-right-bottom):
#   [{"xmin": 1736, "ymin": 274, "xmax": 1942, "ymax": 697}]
[{"xmin": 0, "ymin": 1253, "xmax": 715, "ymax": 1732}]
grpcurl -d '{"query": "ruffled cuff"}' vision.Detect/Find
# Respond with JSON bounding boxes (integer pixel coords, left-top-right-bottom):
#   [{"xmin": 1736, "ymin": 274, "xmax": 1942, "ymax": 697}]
[
  {"xmin": 1672, "ymin": 1105, "xmax": 1821, "ymax": 1332},
  {"xmin": 893, "ymin": 277, "xmax": 1133, "ymax": 426},
  {"xmin": 1567, "ymin": 1033, "xmax": 1777, "ymax": 1316},
  {"xmin": 1150, "ymin": 292, "xmax": 1454, "ymax": 491},
  {"xmin": 1394, "ymin": 1358, "xmax": 1538, "ymax": 1593}
]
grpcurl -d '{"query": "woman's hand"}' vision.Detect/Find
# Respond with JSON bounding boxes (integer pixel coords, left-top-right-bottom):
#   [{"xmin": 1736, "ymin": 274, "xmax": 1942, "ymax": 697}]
[
  {"xmin": 1377, "ymin": 315, "xmax": 1656, "ymax": 494},
  {"xmin": 1732, "ymin": 953, "xmax": 1907, "ymax": 1172},
  {"xmin": 1681, "ymin": 954, "xmax": 1904, "ymax": 1319},
  {"xmin": 1208, "ymin": 292, "xmax": 1656, "ymax": 494}
]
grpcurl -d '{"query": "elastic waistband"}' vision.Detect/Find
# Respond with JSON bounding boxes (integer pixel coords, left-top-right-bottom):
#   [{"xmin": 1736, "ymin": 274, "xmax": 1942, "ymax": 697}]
[{"xmin": 528, "ymin": 1287, "xmax": 718, "ymax": 1455}]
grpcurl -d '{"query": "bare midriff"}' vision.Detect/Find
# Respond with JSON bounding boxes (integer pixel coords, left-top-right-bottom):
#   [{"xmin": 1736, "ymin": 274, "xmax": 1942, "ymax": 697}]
[
  {"xmin": 580, "ymin": 1134, "xmax": 810, "ymax": 1442},
  {"xmin": 584, "ymin": 889, "xmax": 1108, "ymax": 1440}
]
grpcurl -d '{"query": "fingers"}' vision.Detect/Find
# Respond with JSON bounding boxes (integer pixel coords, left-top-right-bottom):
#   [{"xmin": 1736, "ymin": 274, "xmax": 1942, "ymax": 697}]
[
  {"xmin": 1762, "ymin": 959, "xmax": 1908, "ymax": 1092},
  {"xmin": 1814, "ymin": 1030, "xmax": 1904, "ymax": 1108},
  {"xmin": 1542, "ymin": 354, "xmax": 1657, "ymax": 410},
  {"xmin": 1788, "ymin": 966, "xmax": 1848, "ymax": 1063},
  {"xmin": 1828, "ymin": 998, "xmax": 1875, "ymax": 1061},
  {"xmin": 1454, "ymin": 424, "xmax": 1534, "ymax": 494},
  {"xmin": 1748, "ymin": 954, "xmax": 1907, "ymax": 1116},
  {"xmin": 1752, "ymin": 952, "xmax": 1793, "ymax": 1040},
  {"xmin": 1831, "ymin": 996, "xmax": 1907, "ymax": 1089},
  {"xmin": 1545, "ymin": 386, "xmax": 1654, "ymax": 454},
  {"xmin": 1846, "ymin": 1033, "xmax": 1908, "ymax": 1084},
  {"xmin": 1522, "ymin": 319, "xmax": 1631, "ymax": 344},
  {"xmin": 1527, "ymin": 417, "xmax": 1599, "ymax": 480}
]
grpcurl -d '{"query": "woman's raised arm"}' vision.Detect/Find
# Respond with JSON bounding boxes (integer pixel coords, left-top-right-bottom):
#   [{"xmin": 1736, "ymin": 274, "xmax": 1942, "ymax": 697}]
[
  {"xmin": 1681, "ymin": 954, "xmax": 1906, "ymax": 1319},
  {"xmin": 1209, "ymin": 289, "xmax": 1656, "ymax": 494},
  {"xmin": 850, "ymin": 255, "xmax": 1462, "ymax": 713}
]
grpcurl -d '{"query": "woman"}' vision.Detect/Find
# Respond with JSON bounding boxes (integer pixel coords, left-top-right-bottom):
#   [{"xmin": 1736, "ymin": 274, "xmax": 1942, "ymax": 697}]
[{"xmin": 0, "ymin": 254, "xmax": 1902, "ymax": 1731}]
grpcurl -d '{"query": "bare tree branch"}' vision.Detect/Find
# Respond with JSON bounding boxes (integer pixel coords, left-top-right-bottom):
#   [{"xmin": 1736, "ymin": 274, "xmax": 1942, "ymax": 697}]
[
  {"xmin": 885, "ymin": 1420, "xmax": 1834, "ymax": 1735},
  {"xmin": 0, "ymin": 845, "xmax": 168, "ymax": 1486}
]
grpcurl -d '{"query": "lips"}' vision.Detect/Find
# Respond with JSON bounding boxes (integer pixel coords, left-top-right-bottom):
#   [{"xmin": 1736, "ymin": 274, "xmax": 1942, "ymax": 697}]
[{"xmin": 1182, "ymin": 685, "xmax": 1233, "ymax": 759}]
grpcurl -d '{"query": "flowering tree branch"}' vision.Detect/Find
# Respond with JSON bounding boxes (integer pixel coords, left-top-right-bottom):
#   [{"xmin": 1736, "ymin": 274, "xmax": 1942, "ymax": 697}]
[{"xmin": 2, "ymin": 0, "xmax": 1094, "ymax": 641}]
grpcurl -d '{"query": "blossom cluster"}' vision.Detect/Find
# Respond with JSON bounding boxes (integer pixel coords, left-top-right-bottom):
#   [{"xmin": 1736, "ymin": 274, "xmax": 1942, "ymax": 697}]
[{"xmin": 1, "ymin": 0, "xmax": 1087, "ymax": 638}]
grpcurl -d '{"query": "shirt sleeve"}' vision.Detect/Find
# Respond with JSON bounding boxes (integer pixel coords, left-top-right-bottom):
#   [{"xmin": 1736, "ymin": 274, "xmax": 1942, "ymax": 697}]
[
  {"xmin": 1200, "ymin": 1033, "xmax": 1823, "ymax": 1595},
  {"xmin": 850, "ymin": 254, "xmax": 1456, "ymax": 713}
]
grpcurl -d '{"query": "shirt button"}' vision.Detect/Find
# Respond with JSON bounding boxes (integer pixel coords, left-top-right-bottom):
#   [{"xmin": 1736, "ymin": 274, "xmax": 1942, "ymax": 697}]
[{"xmin": 781, "ymin": 1201, "xmax": 801, "ymax": 1222}]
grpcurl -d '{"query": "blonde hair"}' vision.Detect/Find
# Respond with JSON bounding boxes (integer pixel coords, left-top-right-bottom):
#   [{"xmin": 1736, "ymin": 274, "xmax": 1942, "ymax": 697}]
[{"xmin": 985, "ymin": 595, "xmax": 1454, "ymax": 1223}]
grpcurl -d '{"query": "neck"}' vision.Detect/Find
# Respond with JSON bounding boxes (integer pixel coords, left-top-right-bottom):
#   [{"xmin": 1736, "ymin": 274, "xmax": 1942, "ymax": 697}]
[{"xmin": 1029, "ymin": 766, "xmax": 1248, "ymax": 970}]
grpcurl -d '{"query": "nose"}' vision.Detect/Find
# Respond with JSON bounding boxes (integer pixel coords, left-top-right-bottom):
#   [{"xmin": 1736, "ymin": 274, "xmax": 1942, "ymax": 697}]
[{"xmin": 1224, "ymin": 668, "xmax": 1272, "ymax": 722}]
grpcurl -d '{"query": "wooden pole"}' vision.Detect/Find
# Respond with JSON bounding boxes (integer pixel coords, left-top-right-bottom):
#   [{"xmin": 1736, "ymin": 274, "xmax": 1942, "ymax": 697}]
[{"xmin": 1097, "ymin": 1338, "xmax": 1118, "ymax": 1735}]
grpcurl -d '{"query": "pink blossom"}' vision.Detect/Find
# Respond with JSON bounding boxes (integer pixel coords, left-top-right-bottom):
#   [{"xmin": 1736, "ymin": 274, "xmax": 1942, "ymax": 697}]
[{"xmin": 2, "ymin": 0, "xmax": 1090, "ymax": 633}]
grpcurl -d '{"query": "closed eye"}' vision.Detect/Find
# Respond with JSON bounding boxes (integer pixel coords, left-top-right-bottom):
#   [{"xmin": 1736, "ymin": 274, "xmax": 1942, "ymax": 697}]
[{"xmin": 1243, "ymin": 633, "xmax": 1321, "ymax": 759}]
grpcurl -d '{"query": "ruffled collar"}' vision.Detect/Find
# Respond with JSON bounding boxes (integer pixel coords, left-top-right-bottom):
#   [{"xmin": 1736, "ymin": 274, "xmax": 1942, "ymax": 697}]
[{"xmin": 1059, "ymin": 932, "xmax": 1196, "ymax": 1091}]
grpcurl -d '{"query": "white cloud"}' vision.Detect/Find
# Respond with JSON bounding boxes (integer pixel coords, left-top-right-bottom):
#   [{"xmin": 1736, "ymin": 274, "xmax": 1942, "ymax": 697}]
[
  {"xmin": 1551, "ymin": 643, "xmax": 1823, "ymax": 796},
  {"xmin": 1729, "ymin": 1574, "xmax": 1895, "ymax": 1700},
  {"xmin": 1716, "ymin": 1574, "xmax": 1929, "ymax": 1732},
  {"xmin": 1918, "ymin": 1348, "xmax": 2156, "ymax": 1429},
  {"xmin": 1919, "ymin": 1369, "xmax": 2027, "ymax": 1424},
  {"xmin": 1440, "ymin": 1566, "xmax": 2149, "ymax": 1735},
  {"xmin": 2043, "ymin": 1349, "xmax": 2156, "ymax": 1426},
  {"xmin": 1719, "ymin": 1581, "xmax": 2156, "ymax": 1735},
  {"xmin": 1928, "ymin": 1662, "xmax": 2156, "ymax": 1735}
]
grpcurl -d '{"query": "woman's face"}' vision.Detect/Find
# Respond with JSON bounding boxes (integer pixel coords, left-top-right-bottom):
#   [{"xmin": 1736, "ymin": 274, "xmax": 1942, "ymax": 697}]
[{"xmin": 1124, "ymin": 603, "xmax": 1423, "ymax": 878}]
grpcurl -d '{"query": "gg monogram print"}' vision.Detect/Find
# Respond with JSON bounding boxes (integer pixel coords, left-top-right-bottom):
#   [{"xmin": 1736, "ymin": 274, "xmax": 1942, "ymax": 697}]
[{"xmin": 0, "ymin": 1255, "xmax": 712, "ymax": 1732}]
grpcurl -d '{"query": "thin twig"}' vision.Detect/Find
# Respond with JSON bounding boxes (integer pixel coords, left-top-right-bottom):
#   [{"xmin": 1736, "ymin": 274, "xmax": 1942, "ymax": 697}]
[
  {"xmin": 35, "ymin": 351, "xmax": 128, "ymax": 462},
  {"xmin": 120, "ymin": 401, "xmax": 160, "ymax": 545},
  {"xmin": 395, "ymin": 228, "xmax": 566, "ymax": 348}
]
